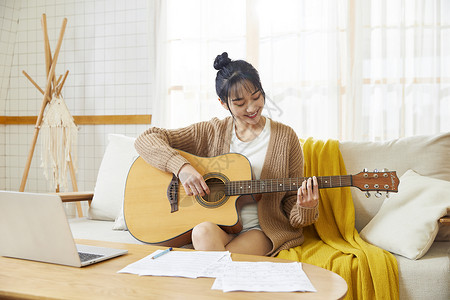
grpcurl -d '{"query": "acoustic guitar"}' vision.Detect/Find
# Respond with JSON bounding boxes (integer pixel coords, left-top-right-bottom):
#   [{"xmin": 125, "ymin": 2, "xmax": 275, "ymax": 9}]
[{"xmin": 124, "ymin": 150, "xmax": 399, "ymax": 247}]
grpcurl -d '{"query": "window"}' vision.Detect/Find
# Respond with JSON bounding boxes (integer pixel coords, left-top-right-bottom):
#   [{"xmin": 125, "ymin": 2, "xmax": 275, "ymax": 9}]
[{"xmin": 155, "ymin": 0, "xmax": 449, "ymax": 140}]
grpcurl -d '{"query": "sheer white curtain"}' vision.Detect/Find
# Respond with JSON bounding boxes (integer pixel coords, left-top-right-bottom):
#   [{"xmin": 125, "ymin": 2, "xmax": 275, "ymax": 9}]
[
  {"xmin": 351, "ymin": 0, "xmax": 450, "ymax": 140},
  {"xmin": 152, "ymin": 0, "xmax": 449, "ymax": 141},
  {"xmin": 151, "ymin": 0, "xmax": 247, "ymax": 128}
]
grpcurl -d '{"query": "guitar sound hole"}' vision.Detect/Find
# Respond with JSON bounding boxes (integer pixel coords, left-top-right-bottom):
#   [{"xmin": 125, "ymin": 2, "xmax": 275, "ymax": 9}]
[{"xmin": 202, "ymin": 178, "xmax": 226, "ymax": 203}]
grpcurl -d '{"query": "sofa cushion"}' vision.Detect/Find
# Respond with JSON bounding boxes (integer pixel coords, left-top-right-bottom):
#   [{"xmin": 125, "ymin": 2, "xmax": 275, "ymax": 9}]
[
  {"xmin": 88, "ymin": 134, "xmax": 138, "ymax": 223},
  {"xmin": 395, "ymin": 241, "xmax": 450, "ymax": 300},
  {"xmin": 69, "ymin": 217, "xmax": 141, "ymax": 244},
  {"xmin": 339, "ymin": 132, "xmax": 450, "ymax": 232},
  {"xmin": 360, "ymin": 170, "xmax": 450, "ymax": 259}
]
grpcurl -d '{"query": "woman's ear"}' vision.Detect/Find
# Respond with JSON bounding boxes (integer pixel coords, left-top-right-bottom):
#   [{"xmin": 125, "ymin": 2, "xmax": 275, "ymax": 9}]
[{"xmin": 219, "ymin": 98, "xmax": 229, "ymax": 110}]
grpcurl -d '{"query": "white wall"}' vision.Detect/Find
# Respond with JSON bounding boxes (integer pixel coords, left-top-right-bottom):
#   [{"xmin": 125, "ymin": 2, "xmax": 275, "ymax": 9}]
[{"xmin": 0, "ymin": 0, "xmax": 154, "ymax": 193}]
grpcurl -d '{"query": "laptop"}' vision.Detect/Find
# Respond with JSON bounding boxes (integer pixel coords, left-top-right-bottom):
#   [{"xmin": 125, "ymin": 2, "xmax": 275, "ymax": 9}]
[{"xmin": 0, "ymin": 190, "xmax": 128, "ymax": 267}]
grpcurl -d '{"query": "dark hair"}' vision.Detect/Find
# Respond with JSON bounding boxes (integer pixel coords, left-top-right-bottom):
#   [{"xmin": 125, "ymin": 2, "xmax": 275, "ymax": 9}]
[{"xmin": 213, "ymin": 52, "xmax": 265, "ymax": 112}]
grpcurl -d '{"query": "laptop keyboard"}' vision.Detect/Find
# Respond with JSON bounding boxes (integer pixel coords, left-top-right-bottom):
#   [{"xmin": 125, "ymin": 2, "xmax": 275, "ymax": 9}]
[{"xmin": 78, "ymin": 252, "xmax": 104, "ymax": 262}]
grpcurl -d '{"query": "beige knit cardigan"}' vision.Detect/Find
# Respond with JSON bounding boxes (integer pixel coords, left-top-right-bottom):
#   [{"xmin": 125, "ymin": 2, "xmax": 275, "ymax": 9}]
[{"xmin": 134, "ymin": 117, "xmax": 319, "ymax": 256}]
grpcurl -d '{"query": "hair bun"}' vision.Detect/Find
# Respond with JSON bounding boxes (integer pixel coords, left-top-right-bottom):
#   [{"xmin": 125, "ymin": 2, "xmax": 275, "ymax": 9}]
[{"xmin": 213, "ymin": 52, "xmax": 232, "ymax": 70}]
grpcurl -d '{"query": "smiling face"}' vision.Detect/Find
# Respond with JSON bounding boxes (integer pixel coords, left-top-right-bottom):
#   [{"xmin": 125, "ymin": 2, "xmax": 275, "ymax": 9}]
[{"xmin": 220, "ymin": 80, "xmax": 265, "ymax": 130}]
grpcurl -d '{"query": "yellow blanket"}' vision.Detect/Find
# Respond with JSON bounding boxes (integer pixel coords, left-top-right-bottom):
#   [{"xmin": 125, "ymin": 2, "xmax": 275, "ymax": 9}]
[{"xmin": 277, "ymin": 138, "xmax": 398, "ymax": 299}]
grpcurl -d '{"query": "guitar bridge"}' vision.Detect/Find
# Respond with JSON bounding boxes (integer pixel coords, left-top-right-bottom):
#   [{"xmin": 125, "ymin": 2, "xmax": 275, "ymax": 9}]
[{"xmin": 167, "ymin": 174, "xmax": 179, "ymax": 213}]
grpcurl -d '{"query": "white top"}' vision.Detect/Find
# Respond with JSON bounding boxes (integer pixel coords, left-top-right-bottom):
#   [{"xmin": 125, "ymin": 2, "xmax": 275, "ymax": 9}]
[
  {"xmin": 230, "ymin": 118, "xmax": 271, "ymax": 233},
  {"xmin": 230, "ymin": 118, "xmax": 271, "ymax": 180}
]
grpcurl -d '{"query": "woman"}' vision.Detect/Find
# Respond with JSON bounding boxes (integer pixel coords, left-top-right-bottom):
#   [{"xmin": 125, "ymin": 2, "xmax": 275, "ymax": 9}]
[{"xmin": 135, "ymin": 52, "xmax": 319, "ymax": 256}]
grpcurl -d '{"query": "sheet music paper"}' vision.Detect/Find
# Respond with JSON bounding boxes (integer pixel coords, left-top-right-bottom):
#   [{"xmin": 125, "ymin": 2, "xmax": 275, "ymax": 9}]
[
  {"xmin": 213, "ymin": 261, "xmax": 317, "ymax": 293},
  {"xmin": 118, "ymin": 250, "xmax": 316, "ymax": 293},
  {"xmin": 118, "ymin": 250, "xmax": 231, "ymax": 278},
  {"xmin": 199, "ymin": 255, "xmax": 233, "ymax": 278}
]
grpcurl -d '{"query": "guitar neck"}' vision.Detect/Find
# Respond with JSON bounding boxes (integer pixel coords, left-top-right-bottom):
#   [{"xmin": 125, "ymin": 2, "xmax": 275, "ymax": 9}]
[{"xmin": 226, "ymin": 175, "xmax": 353, "ymax": 195}]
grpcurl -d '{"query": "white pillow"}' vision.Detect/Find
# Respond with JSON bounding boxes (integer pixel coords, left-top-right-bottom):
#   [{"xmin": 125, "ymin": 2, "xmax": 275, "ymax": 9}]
[
  {"xmin": 112, "ymin": 209, "xmax": 127, "ymax": 230},
  {"xmin": 88, "ymin": 134, "xmax": 138, "ymax": 229},
  {"xmin": 360, "ymin": 170, "xmax": 450, "ymax": 260}
]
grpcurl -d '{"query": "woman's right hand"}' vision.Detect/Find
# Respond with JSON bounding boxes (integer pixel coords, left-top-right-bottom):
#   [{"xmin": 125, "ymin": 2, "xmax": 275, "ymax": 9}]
[{"xmin": 177, "ymin": 164, "xmax": 210, "ymax": 196}]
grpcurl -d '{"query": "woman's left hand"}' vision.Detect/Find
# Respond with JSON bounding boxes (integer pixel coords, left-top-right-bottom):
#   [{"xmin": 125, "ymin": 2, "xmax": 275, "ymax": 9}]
[{"xmin": 297, "ymin": 176, "xmax": 319, "ymax": 208}]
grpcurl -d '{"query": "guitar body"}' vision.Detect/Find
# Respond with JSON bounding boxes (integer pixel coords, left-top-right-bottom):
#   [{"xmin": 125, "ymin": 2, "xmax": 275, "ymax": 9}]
[{"xmin": 124, "ymin": 151, "xmax": 253, "ymax": 246}]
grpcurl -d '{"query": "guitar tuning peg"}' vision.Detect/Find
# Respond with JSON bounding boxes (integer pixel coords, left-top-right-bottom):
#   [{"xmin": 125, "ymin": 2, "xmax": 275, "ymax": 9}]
[
  {"xmin": 382, "ymin": 168, "xmax": 389, "ymax": 172},
  {"xmin": 375, "ymin": 192, "xmax": 382, "ymax": 198},
  {"xmin": 385, "ymin": 192, "xmax": 390, "ymax": 198},
  {"xmin": 373, "ymin": 169, "xmax": 379, "ymax": 172},
  {"xmin": 365, "ymin": 191, "xmax": 371, "ymax": 198},
  {"xmin": 363, "ymin": 168, "xmax": 368, "ymax": 172}
]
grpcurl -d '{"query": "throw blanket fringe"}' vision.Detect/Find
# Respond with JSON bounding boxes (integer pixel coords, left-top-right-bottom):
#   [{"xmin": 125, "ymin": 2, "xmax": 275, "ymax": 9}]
[{"xmin": 277, "ymin": 138, "xmax": 398, "ymax": 300}]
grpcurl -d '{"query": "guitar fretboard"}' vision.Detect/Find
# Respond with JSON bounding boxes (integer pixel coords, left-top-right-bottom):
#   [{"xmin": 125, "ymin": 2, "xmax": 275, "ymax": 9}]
[{"xmin": 225, "ymin": 175, "xmax": 353, "ymax": 195}]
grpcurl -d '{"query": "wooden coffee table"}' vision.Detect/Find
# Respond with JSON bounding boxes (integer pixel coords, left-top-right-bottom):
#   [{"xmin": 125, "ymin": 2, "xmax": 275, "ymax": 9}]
[{"xmin": 0, "ymin": 239, "xmax": 347, "ymax": 299}]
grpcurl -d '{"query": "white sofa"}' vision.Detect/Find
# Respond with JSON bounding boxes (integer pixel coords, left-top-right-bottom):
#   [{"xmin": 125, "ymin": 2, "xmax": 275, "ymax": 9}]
[
  {"xmin": 339, "ymin": 133, "xmax": 450, "ymax": 300},
  {"xmin": 68, "ymin": 132, "xmax": 450, "ymax": 300}
]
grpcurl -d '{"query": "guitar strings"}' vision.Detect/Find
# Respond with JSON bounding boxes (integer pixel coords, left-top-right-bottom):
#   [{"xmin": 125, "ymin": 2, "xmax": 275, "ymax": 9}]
[{"xmin": 204, "ymin": 177, "xmax": 353, "ymax": 186}]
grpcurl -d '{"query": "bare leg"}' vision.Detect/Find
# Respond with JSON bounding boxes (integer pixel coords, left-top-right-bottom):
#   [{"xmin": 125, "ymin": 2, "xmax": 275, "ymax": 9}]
[
  {"xmin": 191, "ymin": 222, "xmax": 234, "ymax": 251},
  {"xmin": 191, "ymin": 222, "xmax": 272, "ymax": 256},
  {"xmin": 225, "ymin": 229, "xmax": 272, "ymax": 256}
]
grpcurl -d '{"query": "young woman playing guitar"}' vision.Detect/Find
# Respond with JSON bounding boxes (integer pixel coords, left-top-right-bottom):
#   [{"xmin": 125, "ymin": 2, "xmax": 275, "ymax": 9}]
[{"xmin": 134, "ymin": 52, "xmax": 319, "ymax": 256}]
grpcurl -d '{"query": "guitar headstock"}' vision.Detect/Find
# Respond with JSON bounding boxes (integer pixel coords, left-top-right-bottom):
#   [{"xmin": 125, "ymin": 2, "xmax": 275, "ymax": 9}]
[{"xmin": 352, "ymin": 169, "xmax": 399, "ymax": 198}]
